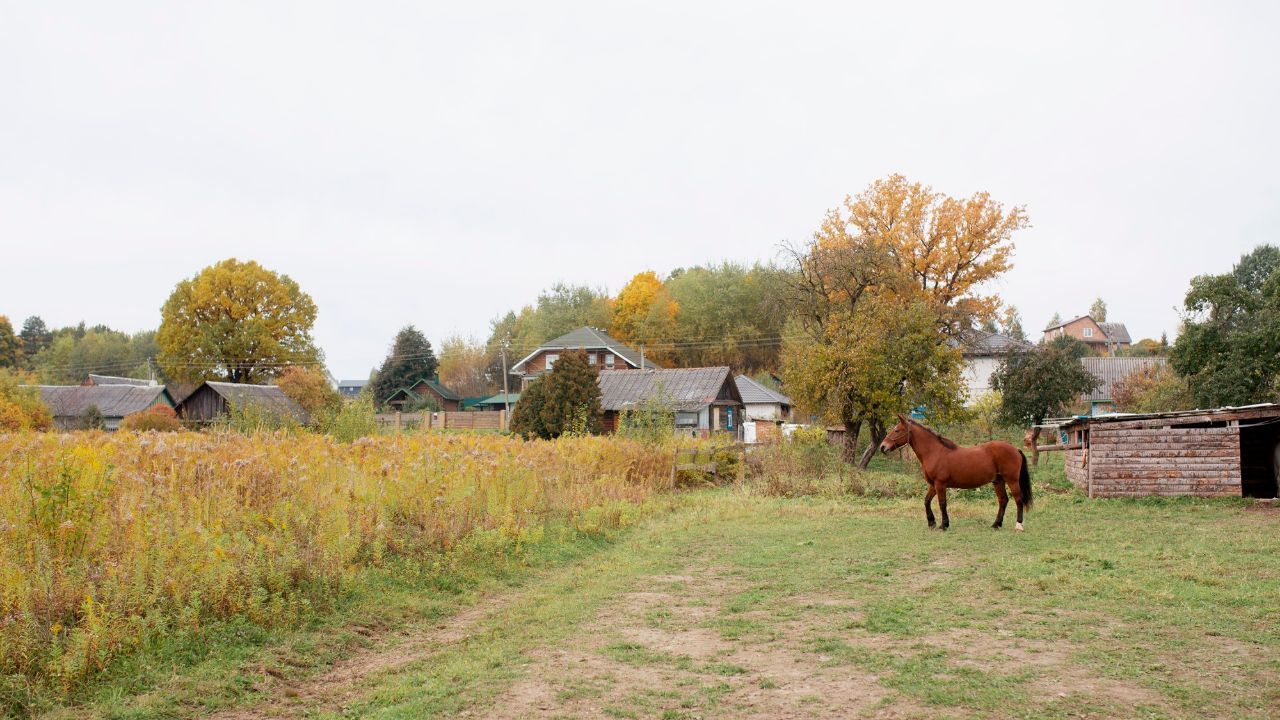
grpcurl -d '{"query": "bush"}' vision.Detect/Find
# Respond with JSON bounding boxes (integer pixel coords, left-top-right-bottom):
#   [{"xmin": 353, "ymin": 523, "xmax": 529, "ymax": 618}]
[
  {"xmin": 223, "ymin": 400, "xmax": 299, "ymax": 434},
  {"xmin": 320, "ymin": 394, "xmax": 379, "ymax": 442},
  {"xmin": 0, "ymin": 370, "xmax": 52, "ymax": 431},
  {"xmin": 1112, "ymin": 363, "xmax": 1194, "ymax": 413},
  {"xmin": 617, "ymin": 392, "xmax": 676, "ymax": 445},
  {"xmin": 276, "ymin": 366, "xmax": 343, "ymax": 417},
  {"xmin": 120, "ymin": 404, "xmax": 181, "ymax": 432}
]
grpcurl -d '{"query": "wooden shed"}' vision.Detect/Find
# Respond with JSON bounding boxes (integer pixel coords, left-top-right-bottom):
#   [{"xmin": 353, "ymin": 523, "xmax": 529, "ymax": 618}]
[
  {"xmin": 175, "ymin": 381, "xmax": 309, "ymax": 425},
  {"xmin": 1059, "ymin": 404, "xmax": 1280, "ymax": 498}
]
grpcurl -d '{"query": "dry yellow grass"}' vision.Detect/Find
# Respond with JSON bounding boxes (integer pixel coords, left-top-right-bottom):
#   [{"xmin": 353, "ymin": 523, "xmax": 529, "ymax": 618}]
[{"xmin": 0, "ymin": 430, "xmax": 675, "ymax": 699}]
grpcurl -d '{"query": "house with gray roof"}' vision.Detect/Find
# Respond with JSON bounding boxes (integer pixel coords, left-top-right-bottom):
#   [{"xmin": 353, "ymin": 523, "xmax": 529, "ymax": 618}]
[
  {"xmin": 511, "ymin": 327, "xmax": 661, "ymax": 388},
  {"xmin": 956, "ymin": 330, "xmax": 1033, "ymax": 403},
  {"xmin": 337, "ymin": 379, "xmax": 366, "ymax": 399},
  {"xmin": 734, "ymin": 375, "xmax": 793, "ymax": 422},
  {"xmin": 384, "ymin": 376, "xmax": 462, "ymax": 411},
  {"xmin": 34, "ymin": 384, "xmax": 175, "ymax": 430},
  {"xmin": 83, "ymin": 374, "xmax": 156, "ymax": 387},
  {"xmin": 597, "ymin": 367, "xmax": 743, "ymax": 438},
  {"xmin": 1081, "ymin": 356, "xmax": 1167, "ymax": 415}
]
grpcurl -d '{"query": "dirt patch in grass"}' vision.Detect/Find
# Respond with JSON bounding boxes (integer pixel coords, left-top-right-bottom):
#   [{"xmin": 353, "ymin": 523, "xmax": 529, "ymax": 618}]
[{"xmin": 485, "ymin": 570, "xmax": 917, "ymax": 719}]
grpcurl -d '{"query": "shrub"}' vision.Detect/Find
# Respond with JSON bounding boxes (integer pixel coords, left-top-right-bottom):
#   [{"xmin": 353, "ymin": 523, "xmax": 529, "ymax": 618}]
[
  {"xmin": 276, "ymin": 366, "xmax": 343, "ymax": 417},
  {"xmin": 1112, "ymin": 363, "xmax": 1194, "ymax": 413},
  {"xmin": 320, "ymin": 394, "xmax": 379, "ymax": 442},
  {"xmin": 618, "ymin": 390, "xmax": 676, "ymax": 445},
  {"xmin": 0, "ymin": 370, "xmax": 52, "ymax": 431},
  {"xmin": 119, "ymin": 404, "xmax": 181, "ymax": 432},
  {"xmin": 223, "ymin": 400, "xmax": 299, "ymax": 434}
]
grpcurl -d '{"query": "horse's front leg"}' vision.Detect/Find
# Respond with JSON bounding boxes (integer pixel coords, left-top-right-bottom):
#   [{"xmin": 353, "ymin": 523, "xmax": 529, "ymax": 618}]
[
  {"xmin": 924, "ymin": 483, "xmax": 937, "ymax": 528},
  {"xmin": 936, "ymin": 485, "xmax": 950, "ymax": 531}
]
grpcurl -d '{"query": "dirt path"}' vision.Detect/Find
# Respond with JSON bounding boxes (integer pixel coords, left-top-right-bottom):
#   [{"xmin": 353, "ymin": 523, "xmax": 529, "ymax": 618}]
[{"xmin": 207, "ymin": 592, "xmax": 514, "ymax": 720}]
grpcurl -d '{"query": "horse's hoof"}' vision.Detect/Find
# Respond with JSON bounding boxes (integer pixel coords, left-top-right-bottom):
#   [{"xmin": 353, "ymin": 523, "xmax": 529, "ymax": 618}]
[
  {"xmin": 938, "ymin": 525, "xmax": 948, "ymax": 532},
  {"xmin": 1015, "ymin": 522, "xmax": 1024, "ymax": 532},
  {"xmin": 991, "ymin": 523, "xmax": 1002, "ymax": 530}
]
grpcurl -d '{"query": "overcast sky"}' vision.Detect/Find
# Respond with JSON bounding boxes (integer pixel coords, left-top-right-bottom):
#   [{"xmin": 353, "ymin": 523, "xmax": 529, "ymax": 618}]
[{"xmin": 2, "ymin": 2, "xmax": 1278, "ymax": 380}]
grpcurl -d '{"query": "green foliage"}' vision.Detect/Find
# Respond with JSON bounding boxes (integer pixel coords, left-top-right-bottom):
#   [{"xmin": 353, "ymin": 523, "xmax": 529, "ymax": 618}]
[
  {"xmin": 1111, "ymin": 363, "xmax": 1193, "ymax": 413},
  {"xmin": 157, "ymin": 258, "xmax": 320, "ymax": 384},
  {"xmin": 659, "ymin": 263, "xmax": 791, "ymax": 370},
  {"xmin": 369, "ymin": 326, "xmax": 438, "ymax": 408},
  {"xmin": 991, "ymin": 336, "xmax": 1098, "ymax": 426},
  {"xmin": 81, "ymin": 404, "xmax": 105, "ymax": 431},
  {"xmin": 1089, "ymin": 297, "xmax": 1107, "ymax": 322},
  {"xmin": 1170, "ymin": 245, "xmax": 1280, "ymax": 407},
  {"xmin": 968, "ymin": 390, "xmax": 1007, "ymax": 440},
  {"xmin": 222, "ymin": 401, "xmax": 299, "ymax": 434},
  {"xmin": 319, "ymin": 394, "xmax": 379, "ymax": 442},
  {"xmin": 509, "ymin": 376, "xmax": 549, "ymax": 439},
  {"xmin": 31, "ymin": 327, "xmax": 157, "ymax": 384},
  {"xmin": 539, "ymin": 351, "xmax": 602, "ymax": 437},
  {"xmin": 0, "ymin": 316, "xmax": 20, "ymax": 368},
  {"xmin": 401, "ymin": 391, "xmax": 441, "ymax": 413},
  {"xmin": 18, "ymin": 316, "xmax": 51, "ymax": 367},
  {"xmin": 617, "ymin": 389, "xmax": 676, "ymax": 444}
]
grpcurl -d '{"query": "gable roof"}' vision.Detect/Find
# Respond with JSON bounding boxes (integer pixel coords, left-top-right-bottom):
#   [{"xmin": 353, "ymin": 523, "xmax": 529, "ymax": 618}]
[
  {"xmin": 955, "ymin": 330, "xmax": 1033, "ymax": 357},
  {"xmin": 85, "ymin": 374, "xmax": 155, "ymax": 387},
  {"xmin": 405, "ymin": 377, "xmax": 461, "ymax": 401},
  {"xmin": 734, "ymin": 375, "xmax": 792, "ymax": 406},
  {"xmin": 511, "ymin": 326, "xmax": 661, "ymax": 372},
  {"xmin": 1097, "ymin": 322, "xmax": 1132, "ymax": 345},
  {"xmin": 1081, "ymin": 356, "xmax": 1167, "ymax": 402},
  {"xmin": 35, "ymin": 384, "xmax": 173, "ymax": 419},
  {"xmin": 597, "ymin": 367, "xmax": 740, "ymax": 412},
  {"xmin": 1044, "ymin": 315, "xmax": 1094, "ymax": 332},
  {"xmin": 192, "ymin": 382, "xmax": 309, "ymax": 423}
]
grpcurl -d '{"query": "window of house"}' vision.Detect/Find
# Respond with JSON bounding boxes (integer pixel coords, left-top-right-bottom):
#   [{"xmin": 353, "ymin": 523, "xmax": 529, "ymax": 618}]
[
  {"xmin": 1083, "ymin": 327, "xmax": 1094, "ymax": 338},
  {"xmin": 545, "ymin": 353, "xmax": 559, "ymax": 369},
  {"xmin": 588, "ymin": 354, "xmax": 597, "ymax": 365},
  {"xmin": 605, "ymin": 354, "xmax": 615, "ymax": 368},
  {"xmin": 675, "ymin": 412, "xmax": 699, "ymax": 427}
]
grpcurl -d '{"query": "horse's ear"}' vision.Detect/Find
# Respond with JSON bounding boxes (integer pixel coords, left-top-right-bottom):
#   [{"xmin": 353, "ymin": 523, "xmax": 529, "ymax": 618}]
[{"xmin": 896, "ymin": 412, "xmax": 907, "ymax": 423}]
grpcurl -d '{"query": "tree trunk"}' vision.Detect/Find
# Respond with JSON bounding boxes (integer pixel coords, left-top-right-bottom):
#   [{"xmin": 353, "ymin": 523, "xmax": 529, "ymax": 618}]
[
  {"xmin": 857, "ymin": 418, "xmax": 885, "ymax": 470},
  {"xmin": 1029, "ymin": 426, "xmax": 1041, "ymax": 466},
  {"xmin": 841, "ymin": 417, "xmax": 862, "ymax": 464}
]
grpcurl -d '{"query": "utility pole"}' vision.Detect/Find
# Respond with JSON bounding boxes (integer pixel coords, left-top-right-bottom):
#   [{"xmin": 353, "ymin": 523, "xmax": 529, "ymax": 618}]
[
  {"xmin": 501, "ymin": 335, "xmax": 511, "ymax": 415},
  {"xmin": 640, "ymin": 345, "xmax": 645, "ymax": 368}
]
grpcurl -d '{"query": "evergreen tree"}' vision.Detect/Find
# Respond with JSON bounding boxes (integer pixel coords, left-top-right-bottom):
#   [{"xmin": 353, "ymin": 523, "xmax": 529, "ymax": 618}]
[
  {"xmin": 19, "ymin": 316, "xmax": 51, "ymax": 366},
  {"xmin": 369, "ymin": 326, "xmax": 438, "ymax": 407},
  {"xmin": 538, "ymin": 350, "xmax": 602, "ymax": 437},
  {"xmin": 509, "ymin": 376, "xmax": 549, "ymax": 439}
]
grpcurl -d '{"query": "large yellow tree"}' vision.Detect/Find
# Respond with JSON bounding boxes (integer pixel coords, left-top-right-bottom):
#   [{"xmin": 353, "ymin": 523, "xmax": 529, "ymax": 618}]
[
  {"xmin": 157, "ymin": 259, "xmax": 321, "ymax": 383},
  {"xmin": 784, "ymin": 175, "xmax": 1026, "ymax": 465},
  {"xmin": 610, "ymin": 271, "xmax": 678, "ymax": 362}
]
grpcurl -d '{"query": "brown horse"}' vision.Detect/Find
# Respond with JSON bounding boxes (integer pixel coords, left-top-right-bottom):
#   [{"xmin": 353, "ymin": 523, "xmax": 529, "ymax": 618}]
[{"xmin": 880, "ymin": 414, "xmax": 1032, "ymax": 531}]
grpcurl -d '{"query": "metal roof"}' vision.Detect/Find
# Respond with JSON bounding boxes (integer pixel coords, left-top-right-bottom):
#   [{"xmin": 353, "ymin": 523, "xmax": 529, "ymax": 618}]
[
  {"xmin": 478, "ymin": 392, "xmax": 521, "ymax": 405},
  {"xmin": 337, "ymin": 379, "xmax": 366, "ymax": 389},
  {"xmin": 734, "ymin": 375, "xmax": 792, "ymax": 406},
  {"xmin": 1062, "ymin": 403, "xmax": 1280, "ymax": 429},
  {"xmin": 954, "ymin": 330, "xmax": 1033, "ymax": 357},
  {"xmin": 405, "ymin": 377, "xmax": 461, "ymax": 401},
  {"xmin": 85, "ymin": 374, "xmax": 155, "ymax": 386},
  {"xmin": 34, "ymin": 384, "xmax": 173, "ymax": 419},
  {"xmin": 1081, "ymin": 356, "xmax": 1167, "ymax": 402},
  {"xmin": 1097, "ymin": 322, "xmax": 1132, "ymax": 345},
  {"xmin": 197, "ymin": 382, "xmax": 310, "ymax": 423},
  {"xmin": 597, "ymin": 367, "xmax": 739, "ymax": 412},
  {"xmin": 511, "ymin": 326, "xmax": 662, "ymax": 372}
]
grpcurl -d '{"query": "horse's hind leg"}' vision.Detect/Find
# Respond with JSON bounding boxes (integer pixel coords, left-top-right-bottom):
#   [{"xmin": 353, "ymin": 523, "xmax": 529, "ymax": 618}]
[
  {"xmin": 992, "ymin": 479, "xmax": 1008, "ymax": 529},
  {"xmin": 924, "ymin": 484, "xmax": 937, "ymax": 528},
  {"xmin": 1009, "ymin": 478, "xmax": 1025, "ymax": 532}
]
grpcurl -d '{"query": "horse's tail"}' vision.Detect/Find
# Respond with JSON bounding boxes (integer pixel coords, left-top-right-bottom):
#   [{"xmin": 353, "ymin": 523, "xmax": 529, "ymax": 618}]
[{"xmin": 1018, "ymin": 449, "xmax": 1033, "ymax": 510}]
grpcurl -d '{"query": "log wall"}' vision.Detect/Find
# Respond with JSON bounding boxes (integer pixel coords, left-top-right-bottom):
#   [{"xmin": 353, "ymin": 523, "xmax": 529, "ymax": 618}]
[{"xmin": 1084, "ymin": 425, "xmax": 1241, "ymax": 498}]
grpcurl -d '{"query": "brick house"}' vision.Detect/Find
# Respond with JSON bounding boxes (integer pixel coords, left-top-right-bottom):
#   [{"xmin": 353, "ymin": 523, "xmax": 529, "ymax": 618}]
[
  {"xmin": 1042, "ymin": 316, "xmax": 1132, "ymax": 355},
  {"xmin": 511, "ymin": 327, "xmax": 661, "ymax": 389}
]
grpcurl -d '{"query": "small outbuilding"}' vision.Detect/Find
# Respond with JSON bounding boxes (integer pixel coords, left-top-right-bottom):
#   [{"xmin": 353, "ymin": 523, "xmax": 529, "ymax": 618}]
[
  {"xmin": 35, "ymin": 384, "xmax": 175, "ymax": 430},
  {"xmin": 175, "ymin": 382, "xmax": 309, "ymax": 426},
  {"xmin": 597, "ymin": 366, "xmax": 744, "ymax": 438},
  {"xmin": 1059, "ymin": 404, "xmax": 1280, "ymax": 498}
]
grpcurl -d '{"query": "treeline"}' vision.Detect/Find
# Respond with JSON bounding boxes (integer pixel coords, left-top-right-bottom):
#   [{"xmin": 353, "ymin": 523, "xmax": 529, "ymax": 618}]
[
  {"xmin": 438, "ymin": 262, "xmax": 792, "ymax": 397},
  {"xmin": 0, "ymin": 316, "xmax": 158, "ymax": 384}
]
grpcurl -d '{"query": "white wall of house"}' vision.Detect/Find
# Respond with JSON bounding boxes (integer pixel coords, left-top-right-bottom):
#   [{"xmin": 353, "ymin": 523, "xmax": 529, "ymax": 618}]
[
  {"xmin": 744, "ymin": 402, "xmax": 786, "ymax": 421},
  {"xmin": 962, "ymin": 357, "xmax": 1001, "ymax": 403}
]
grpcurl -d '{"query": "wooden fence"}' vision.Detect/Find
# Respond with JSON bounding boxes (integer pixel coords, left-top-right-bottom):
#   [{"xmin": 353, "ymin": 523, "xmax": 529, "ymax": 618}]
[{"xmin": 375, "ymin": 410, "xmax": 508, "ymax": 432}]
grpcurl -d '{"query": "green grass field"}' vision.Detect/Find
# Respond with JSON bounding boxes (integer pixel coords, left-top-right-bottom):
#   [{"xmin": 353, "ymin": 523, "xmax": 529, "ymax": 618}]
[{"xmin": 31, "ymin": 456, "xmax": 1280, "ymax": 720}]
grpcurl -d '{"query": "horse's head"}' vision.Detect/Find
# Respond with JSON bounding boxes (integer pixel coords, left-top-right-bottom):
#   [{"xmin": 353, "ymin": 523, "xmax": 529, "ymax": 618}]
[{"xmin": 880, "ymin": 414, "xmax": 911, "ymax": 453}]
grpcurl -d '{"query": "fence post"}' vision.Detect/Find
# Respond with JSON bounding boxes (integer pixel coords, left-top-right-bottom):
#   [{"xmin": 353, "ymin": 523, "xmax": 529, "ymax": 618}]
[
  {"xmin": 395, "ymin": 411, "xmax": 402, "ymax": 432},
  {"xmin": 500, "ymin": 409, "xmax": 507, "ymax": 431}
]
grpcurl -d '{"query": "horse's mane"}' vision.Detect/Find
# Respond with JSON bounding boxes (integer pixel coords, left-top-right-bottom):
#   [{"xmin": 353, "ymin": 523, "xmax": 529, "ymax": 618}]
[{"xmin": 908, "ymin": 419, "xmax": 959, "ymax": 450}]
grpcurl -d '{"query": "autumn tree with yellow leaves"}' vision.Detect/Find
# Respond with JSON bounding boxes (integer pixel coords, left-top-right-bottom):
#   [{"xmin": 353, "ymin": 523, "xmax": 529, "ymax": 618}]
[
  {"xmin": 157, "ymin": 259, "xmax": 322, "ymax": 384},
  {"xmin": 783, "ymin": 175, "xmax": 1027, "ymax": 465}
]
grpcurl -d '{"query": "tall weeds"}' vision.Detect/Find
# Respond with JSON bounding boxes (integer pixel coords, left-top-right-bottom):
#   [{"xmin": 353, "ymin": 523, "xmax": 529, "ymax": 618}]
[{"xmin": 0, "ymin": 431, "xmax": 674, "ymax": 709}]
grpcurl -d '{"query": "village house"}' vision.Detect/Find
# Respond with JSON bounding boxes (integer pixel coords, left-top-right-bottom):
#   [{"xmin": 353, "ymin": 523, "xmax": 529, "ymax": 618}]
[
  {"xmin": 175, "ymin": 381, "xmax": 309, "ymax": 425},
  {"xmin": 382, "ymin": 376, "xmax": 462, "ymax": 411},
  {"xmin": 337, "ymin": 379, "xmax": 366, "ymax": 399},
  {"xmin": 34, "ymin": 384, "xmax": 175, "ymax": 430},
  {"xmin": 1043, "ymin": 316, "xmax": 1132, "ymax": 355},
  {"xmin": 957, "ymin": 330, "xmax": 1032, "ymax": 403},
  {"xmin": 597, "ymin": 366, "xmax": 744, "ymax": 438},
  {"xmin": 511, "ymin": 327, "xmax": 661, "ymax": 389},
  {"xmin": 734, "ymin": 375, "xmax": 793, "ymax": 422}
]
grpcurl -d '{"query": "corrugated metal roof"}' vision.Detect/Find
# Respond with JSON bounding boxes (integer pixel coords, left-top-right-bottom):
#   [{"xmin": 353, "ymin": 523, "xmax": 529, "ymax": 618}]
[
  {"xmin": 1097, "ymin": 322, "xmax": 1132, "ymax": 345},
  {"xmin": 511, "ymin": 326, "xmax": 662, "ymax": 372},
  {"xmin": 734, "ymin": 375, "xmax": 791, "ymax": 406},
  {"xmin": 85, "ymin": 374, "xmax": 154, "ymax": 386},
  {"xmin": 1081, "ymin": 356, "xmax": 1166, "ymax": 402},
  {"xmin": 597, "ymin": 367, "xmax": 738, "ymax": 412},
  {"xmin": 955, "ymin": 330, "xmax": 1033, "ymax": 356},
  {"xmin": 34, "ymin": 384, "xmax": 172, "ymax": 418},
  {"xmin": 201, "ymin": 382, "xmax": 310, "ymax": 423}
]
